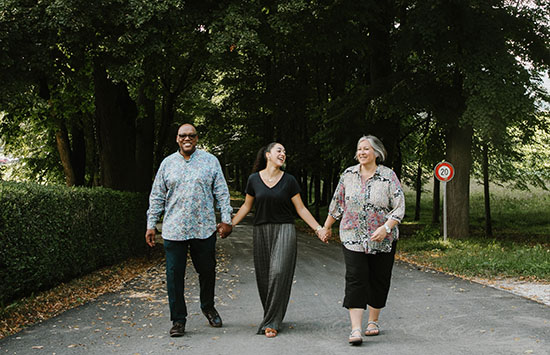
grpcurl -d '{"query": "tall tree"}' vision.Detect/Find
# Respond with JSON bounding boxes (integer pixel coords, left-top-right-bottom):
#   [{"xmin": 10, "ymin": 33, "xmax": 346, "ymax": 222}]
[{"xmin": 400, "ymin": 0, "xmax": 549, "ymax": 238}]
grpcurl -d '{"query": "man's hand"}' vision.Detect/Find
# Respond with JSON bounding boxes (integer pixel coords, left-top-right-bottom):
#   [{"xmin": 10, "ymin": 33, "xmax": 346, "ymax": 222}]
[
  {"xmin": 217, "ymin": 223, "xmax": 233, "ymax": 238},
  {"xmin": 145, "ymin": 228, "xmax": 156, "ymax": 247}
]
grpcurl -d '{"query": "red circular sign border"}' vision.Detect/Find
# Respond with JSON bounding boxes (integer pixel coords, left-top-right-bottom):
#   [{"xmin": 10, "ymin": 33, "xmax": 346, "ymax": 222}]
[{"xmin": 434, "ymin": 162, "xmax": 455, "ymax": 182}]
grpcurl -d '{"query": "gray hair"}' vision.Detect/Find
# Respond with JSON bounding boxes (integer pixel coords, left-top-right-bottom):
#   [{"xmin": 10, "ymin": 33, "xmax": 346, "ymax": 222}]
[{"xmin": 356, "ymin": 135, "xmax": 387, "ymax": 164}]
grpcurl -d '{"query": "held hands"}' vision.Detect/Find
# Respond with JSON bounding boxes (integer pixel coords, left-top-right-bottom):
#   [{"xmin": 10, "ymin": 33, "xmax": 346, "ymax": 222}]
[
  {"xmin": 315, "ymin": 227, "xmax": 331, "ymax": 244},
  {"xmin": 217, "ymin": 222, "xmax": 233, "ymax": 238}
]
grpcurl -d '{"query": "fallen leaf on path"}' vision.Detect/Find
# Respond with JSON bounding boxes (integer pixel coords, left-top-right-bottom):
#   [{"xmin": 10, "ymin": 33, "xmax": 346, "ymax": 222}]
[{"xmin": 0, "ymin": 248, "xmax": 165, "ymax": 339}]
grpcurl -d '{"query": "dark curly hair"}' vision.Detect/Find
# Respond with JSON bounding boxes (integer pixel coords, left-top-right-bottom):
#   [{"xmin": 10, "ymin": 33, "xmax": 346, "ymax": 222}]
[{"xmin": 252, "ymin": 142, "xmax": 279, "ymax": 173}]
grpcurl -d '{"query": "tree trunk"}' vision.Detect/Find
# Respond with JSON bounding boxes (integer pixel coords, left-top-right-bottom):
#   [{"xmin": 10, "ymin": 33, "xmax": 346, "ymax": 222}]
[
  {"xmin": 135, "ymin": 84, "xmax": 156, "ymax": 192},
  {"xmin": 367, "ymin": 1, "xmax": 402, "ymax": 177},
  {"xmin": 93, "ymin": 61, "xmax": 138, "ymax": 191},
  {"xmin": 82, "ymin": 113, "xmax": 100, "ymax": 186},
  {"xmin": 55, "ymin": 121, "xmax": 76, "ymax": 187},
  {"xmin": 221, "ymin": 155, "xmax": 230, "ymax": 184},
  {"xmin": 308, "ymin": 174, "xmax": 314, "ymax": 205},
  {"xmin": 154, "ymin": 93, "xmax": 176, "ymax": 169},
  {"xmin": 414, "ymin": 160, "xmax": 422, "ymax": 221},
  {"xmin": 314, "ymin": 173, "xmax": 320, "ymax": 220},
  {"xmin": 36, "ymin": 75, "xmax": 79, "ymax": 187},
  {"xmin": 300, "ymin": 170, "xmax": 309, "ymax": 206},
  {"xmin": 240, "ymin": 164, "xmax": 247, "ymax": 194},
  {"xmin": 445, "ymin": 124, "xmax": 473, "ymax": 238},
  {"xmin": 234, "ymin": 165, "xmax": 240, "ymax": 192},
  {"xmin": 321, "ymin": 175, "xmax": 329, "ymax": 206},
  {"xmin": 432, "ymin": 177, "xmax": 440, "ymax": 224},
  {"xmin": 482, "ymin": 143, "xmax": 493, "ymax": 237},
  {"xmin": 332, "ymin": 168, "xmax": 340, "ymax": 199},
  {"xmin": 70, "ymin": 118, "xmax": 86, "ymax": 186}
]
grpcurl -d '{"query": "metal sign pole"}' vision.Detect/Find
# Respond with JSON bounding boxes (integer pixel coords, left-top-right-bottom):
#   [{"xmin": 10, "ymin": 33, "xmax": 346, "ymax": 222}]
[
  {"xmin": 435, "ymin": 161, "xmax": 453, "ymax": 241},
  {"xmin": 442, "ymin": 181, "xmax": 447, "ymax": 241}
]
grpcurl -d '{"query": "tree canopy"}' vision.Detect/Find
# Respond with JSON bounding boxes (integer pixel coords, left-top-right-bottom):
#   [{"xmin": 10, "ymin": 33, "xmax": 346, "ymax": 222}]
[{"xmin": 1, "ymin": 0, "xmax": 549, "ymax": 238}]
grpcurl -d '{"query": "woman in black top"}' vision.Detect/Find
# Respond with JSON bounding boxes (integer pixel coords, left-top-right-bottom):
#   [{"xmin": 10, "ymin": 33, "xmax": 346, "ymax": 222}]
[{"xmin": 229, "ymin": 142, "xmax": 329, "ymax": 338}]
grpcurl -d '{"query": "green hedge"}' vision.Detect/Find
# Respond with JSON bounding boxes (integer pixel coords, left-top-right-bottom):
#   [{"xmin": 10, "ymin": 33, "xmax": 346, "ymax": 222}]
[{"xmin": 0, "ymin": 181, "xmax": 148, "ymax": 305}]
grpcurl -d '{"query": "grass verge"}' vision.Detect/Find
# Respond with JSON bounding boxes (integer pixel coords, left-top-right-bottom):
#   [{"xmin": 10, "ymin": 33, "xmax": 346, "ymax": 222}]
[
  {"xmin": 396, "ymin": 224, "xmax": 550, "ymax": 281},
  {"xmin": 297, "ymin": 219, "xmax": 550, "ymax": 281}
]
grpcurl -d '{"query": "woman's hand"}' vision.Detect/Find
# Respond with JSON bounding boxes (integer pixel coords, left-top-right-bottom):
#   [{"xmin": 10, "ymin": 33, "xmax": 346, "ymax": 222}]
[
  {"xmin": 316, "ymin": 227, "xmax": 330, "ymax": 244},
  {"xmin": 370, "ymin": 225, "xmax": 388, "ymax": 242}
]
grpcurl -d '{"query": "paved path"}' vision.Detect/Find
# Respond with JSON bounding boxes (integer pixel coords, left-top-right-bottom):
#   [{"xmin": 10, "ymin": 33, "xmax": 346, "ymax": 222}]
[{"xmin": 1, "ymin": 215, "xmax": 549, "ymax": 354}]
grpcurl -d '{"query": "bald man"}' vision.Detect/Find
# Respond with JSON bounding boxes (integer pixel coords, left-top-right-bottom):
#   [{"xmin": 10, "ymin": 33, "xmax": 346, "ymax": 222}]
[{"xmin": 146, "ymin": 123, "xmax": 233, "ymax": 337}]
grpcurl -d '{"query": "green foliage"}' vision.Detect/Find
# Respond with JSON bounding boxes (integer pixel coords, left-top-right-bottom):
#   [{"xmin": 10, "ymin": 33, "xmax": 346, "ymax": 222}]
[
  {"xmin": 398, "ymin": 0, "xmax": 550, "ymax": 200},
  {"xmin": 404, "ymin": 182, "xmax": 550, "ymax": 234},
  {"xmin": 469, "ymin": 184, "xmax": 550, "ymax": 233},
  {"xmin": 400, "ymin": 180, "xmax": 550, "ymax": 277},
  {"xmin": 0, "ymin": 99, "xmax": 65, "ymax": 184},
  {"xmin": 399, "ymin": 225, "xmax": 450, "ymax": 252},
  {"xmin": 399, "ymin": 229, "xmax": 550, "ymax": 279},
  {"xmin": 0, "ymin": 0, "xmax": 549, "ymax": 213},
  {"xmin": 0, "ymin": 181, "xmax": 148, "ymax": 305}
]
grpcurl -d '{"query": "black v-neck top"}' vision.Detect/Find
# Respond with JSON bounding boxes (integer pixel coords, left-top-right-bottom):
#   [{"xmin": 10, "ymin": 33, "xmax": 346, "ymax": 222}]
[{"xmin": 245, "ymin": 172, "xmax": 301, "ymax": 226}]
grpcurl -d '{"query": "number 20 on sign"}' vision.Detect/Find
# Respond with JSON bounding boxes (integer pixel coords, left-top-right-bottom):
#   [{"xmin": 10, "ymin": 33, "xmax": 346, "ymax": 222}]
[
  {"xmin": 434, "ymin": 161, "xmax": 454, "ymax": 182},
  {"xmin": 434, "ymin": 161, "xmax": 454, "ymax": 241}
]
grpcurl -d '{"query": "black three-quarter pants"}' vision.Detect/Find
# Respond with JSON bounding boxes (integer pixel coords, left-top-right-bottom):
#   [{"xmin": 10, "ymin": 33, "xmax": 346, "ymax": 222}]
[{"xmin": 342, "ymin": 241, "xmax": 397, "ymax": 309}]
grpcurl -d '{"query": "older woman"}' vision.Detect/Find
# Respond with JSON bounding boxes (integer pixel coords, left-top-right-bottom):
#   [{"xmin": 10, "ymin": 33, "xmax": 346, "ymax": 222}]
[
  {"xmin": 224, "ymin": 142, "xmax": 329, "ymax": 338},
  {"xmin": 323, "ymin": 135, "xmax": 405, "ymax": 345}
]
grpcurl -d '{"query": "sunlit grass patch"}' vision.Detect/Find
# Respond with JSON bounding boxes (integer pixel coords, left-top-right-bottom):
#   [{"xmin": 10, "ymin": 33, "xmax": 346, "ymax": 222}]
[
  {"xmin": 403, "ymin": 182, "xmax": 550, "ymax": 235},
  {"xmin": 398, "ymin": 226, "xmax": 550, "ymax": 280}
]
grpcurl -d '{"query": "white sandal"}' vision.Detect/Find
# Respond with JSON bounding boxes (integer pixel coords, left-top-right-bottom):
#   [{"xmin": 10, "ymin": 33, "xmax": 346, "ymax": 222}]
[
  {"xmin": 348, "ymin": 328, "xmax": 363, "ymax": 345},
  {"xmin": 364, "ymin": 321, "xmax": 380, "ymax": 336}
]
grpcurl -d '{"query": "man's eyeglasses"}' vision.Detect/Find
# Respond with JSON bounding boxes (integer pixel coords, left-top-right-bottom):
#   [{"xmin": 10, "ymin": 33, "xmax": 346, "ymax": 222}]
[{"xmin": 178, "ymin": 134, "xmax": 197, "ymax": 139}]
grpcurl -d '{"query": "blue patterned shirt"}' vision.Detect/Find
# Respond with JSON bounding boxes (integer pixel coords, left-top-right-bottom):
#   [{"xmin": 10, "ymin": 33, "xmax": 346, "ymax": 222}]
[{"xmin": 146, "ymin": 149, "xmax": 232, "ymax": 241}]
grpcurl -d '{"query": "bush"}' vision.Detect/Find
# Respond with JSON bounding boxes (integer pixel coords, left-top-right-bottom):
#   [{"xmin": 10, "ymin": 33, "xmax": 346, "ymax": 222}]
[{"xmin": 0, "ymin": 181, "xmax": 148, "ymax": 305}]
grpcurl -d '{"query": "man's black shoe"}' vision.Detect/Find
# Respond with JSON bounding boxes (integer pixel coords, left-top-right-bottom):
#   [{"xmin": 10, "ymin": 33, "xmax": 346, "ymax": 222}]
[
  {"xmin": 169, "ymin": 322, "xmax": 186, "ymax": 337},
  {"xmin": 202, "ymin": 308, "xmax": 222, "ymax": 327}
]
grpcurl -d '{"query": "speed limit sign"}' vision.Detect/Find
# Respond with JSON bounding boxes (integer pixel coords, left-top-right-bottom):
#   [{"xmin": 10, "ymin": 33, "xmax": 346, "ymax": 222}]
[
  {"xmin": 434, "ymin": 161, "xmax": 455, "ymax": 182},
  {"xmin": 434, "ymin": 161, "xmax": 454, "ymax": 240}
]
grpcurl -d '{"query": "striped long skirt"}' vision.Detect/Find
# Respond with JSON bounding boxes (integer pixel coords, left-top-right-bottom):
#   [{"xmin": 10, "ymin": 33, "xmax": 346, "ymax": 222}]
[{"xmin": 253, "ymin": 223, "xmax": 297, "ymax": 334}]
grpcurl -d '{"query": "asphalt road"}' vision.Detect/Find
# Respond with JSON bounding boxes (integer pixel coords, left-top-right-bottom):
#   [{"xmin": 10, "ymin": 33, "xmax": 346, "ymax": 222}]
[{"xmin": 1, "ymin": 214, "xmax": 549, "ymax": 354}]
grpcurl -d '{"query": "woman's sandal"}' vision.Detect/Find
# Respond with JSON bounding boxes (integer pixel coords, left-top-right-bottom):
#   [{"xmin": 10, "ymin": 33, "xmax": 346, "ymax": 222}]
[
  {"xmin": 265, "ymin": 328, "xmax": 278, "ymax": 338},
  {"xmin": 364, "ymin": 321, "xmax": 380, "ymax": 336},
  {"xmin": 348, "ymin": 328, "xmax": 363, "ymax": 345}
]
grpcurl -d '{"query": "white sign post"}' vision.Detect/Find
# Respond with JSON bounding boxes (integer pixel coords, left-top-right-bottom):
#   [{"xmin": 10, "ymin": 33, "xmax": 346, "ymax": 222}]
[{"xmin": 434, "ymin": 161, "xmax": 455, "ymax": 241}]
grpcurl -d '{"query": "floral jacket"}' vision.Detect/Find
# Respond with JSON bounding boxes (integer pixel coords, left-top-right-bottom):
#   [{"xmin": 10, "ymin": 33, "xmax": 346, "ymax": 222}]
[{"xmin": 329, "ymin": 164, "xmax": 405, "ymax": 254}]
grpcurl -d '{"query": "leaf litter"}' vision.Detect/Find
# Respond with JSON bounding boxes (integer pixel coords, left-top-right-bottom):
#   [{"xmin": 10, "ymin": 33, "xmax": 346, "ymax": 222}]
[{"xmin": 0, "ymin": 243, "xmax": 239, "ymax": 339}]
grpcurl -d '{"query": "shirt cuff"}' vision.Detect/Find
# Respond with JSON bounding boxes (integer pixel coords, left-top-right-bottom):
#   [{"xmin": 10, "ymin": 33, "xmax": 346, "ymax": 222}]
[{"xmin": 221, "ymin": 213, "xmax": 232, "ymax": 225}]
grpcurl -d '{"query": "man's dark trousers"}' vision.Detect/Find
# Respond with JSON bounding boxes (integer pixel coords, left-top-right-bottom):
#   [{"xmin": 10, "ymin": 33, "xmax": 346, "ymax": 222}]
[{"xmin": 164, "ymin": 233, "xmax": 217, "ymax": 324}]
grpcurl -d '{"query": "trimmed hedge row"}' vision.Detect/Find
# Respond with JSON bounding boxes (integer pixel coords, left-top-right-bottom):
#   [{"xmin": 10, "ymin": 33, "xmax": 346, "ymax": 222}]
[{"xmin": 0, "ymin": 181, "xmax": 148, "ymax": 305}]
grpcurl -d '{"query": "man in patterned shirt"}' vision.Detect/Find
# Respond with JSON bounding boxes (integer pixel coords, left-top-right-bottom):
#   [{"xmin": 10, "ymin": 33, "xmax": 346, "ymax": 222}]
[{"xmin": 145, "ymin": 123, "xmax": 233, "ymax": 337}]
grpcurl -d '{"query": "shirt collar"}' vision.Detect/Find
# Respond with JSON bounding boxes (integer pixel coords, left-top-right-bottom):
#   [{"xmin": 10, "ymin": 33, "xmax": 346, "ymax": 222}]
[
  {"xmin": 352, "ymin": 164, "xmax": 381, "ymax": 178},
  {"xmin": 178, "ymin": 149, "xmax": 198, "ymax": 162}
]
